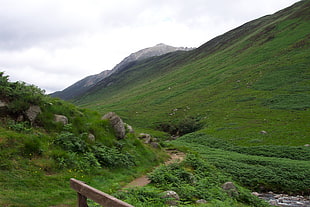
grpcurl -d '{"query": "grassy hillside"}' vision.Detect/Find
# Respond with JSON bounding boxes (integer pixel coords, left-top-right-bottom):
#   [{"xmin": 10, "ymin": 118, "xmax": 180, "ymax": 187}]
[
  {"xmin": 72, "ymin": 0, "xmax": 310, "ymax": 199},
  {"xmin": 0, "ymin": 73, "xmax": 165, "ymax": 206},
  {"xmin": 75, "ymin": 0, "xmax": 310, "ymax": 146}
]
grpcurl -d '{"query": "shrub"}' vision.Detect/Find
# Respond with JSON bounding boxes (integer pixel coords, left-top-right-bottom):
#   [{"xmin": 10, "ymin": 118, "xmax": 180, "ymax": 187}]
[{"xmin": 92, "ymin": 144, "xmax": 135, "ymax": 168}]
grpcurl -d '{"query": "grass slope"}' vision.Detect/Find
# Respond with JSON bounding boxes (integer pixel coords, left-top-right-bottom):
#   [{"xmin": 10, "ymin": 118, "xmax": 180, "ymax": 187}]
[
  {"xmin": 76, "ymin": 0, "xmax": 310, "ymax": 146},
  {"xmin": 0, "ymin": 74, "xmax": 165, "ymax": 206}
]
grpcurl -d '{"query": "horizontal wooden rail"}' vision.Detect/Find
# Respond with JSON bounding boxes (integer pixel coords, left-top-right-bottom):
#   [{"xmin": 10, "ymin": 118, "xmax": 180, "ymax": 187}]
[{"xmin": 70, "ymin": 178, "xmax": 134, "ymax": 207}]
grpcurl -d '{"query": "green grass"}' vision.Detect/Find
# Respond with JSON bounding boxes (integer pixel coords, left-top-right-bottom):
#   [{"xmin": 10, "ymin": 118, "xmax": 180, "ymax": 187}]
[
  {"xmin": 170, "ymin": 132, "xmax": 310, "ymax": 194},
  {"xmin": 74, "ymin": 2, "xmax": 310, "ymax": 147}
]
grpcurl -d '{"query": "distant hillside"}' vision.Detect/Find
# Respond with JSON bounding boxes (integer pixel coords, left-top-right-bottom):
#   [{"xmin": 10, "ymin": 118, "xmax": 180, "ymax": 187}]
[
  {"xmin": 51, "ymin": 43, "xmax": 193, "ymax": 100},
  {"xmin": 74, "ymin": 0, "xmax": 310, "ymax": 145}
]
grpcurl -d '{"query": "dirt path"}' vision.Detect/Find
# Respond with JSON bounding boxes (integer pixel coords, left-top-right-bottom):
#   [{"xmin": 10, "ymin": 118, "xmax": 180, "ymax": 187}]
[{"xmin": 123, "ymin": 150, "xmax": 186, "ymax": 188}]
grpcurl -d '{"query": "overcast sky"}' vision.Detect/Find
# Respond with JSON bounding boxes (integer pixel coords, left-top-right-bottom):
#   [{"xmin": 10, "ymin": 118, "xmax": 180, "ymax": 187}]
[{"xmin": 0, "ymin": 0, "xmax": 299, "ymax": 93}]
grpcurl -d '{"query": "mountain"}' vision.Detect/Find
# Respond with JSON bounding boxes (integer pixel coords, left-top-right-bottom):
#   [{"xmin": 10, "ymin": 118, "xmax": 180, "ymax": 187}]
[
  {"xmin": 51, "ymin": 43, "xmax": 193, "ymax": 100},
  {"xmin": 74, "ymin": 0, "xmax": 310, "ymax": 144}
]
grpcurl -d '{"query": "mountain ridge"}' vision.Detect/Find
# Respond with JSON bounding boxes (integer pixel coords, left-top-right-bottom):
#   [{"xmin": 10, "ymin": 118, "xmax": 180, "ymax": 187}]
[
  {"xmin": 51, "ymin": 43, "xmax": 194, "ymax": 100},
  {"xmin": 74, "ymin": 0, "xmax": 310, "ymax": 144}
]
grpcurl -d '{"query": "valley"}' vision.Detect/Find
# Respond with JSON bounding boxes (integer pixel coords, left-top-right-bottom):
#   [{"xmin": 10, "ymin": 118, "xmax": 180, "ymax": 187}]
[{"xmin": 0, "ymin": 1, "xmax": 309, "ymax": 206}]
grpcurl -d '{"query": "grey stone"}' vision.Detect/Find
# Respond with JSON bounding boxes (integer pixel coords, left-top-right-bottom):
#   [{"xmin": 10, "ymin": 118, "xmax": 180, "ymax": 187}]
[
  {"xmin": 162, "ymin": 191, "xmax": 180, "ymax": 206},
  {"xmin": 25, "ymin": 105, "xmax": 41, "ymax": 123},
  {"xmin": 222, "ymin": 182, "xmax": 238, "ymax": 197},
  {"xmin": 102, "ymin": 112, "xmax": 126, "ymax": 139},
  {"xmin": 124, "ymin": 123, "xmax": 134, "ymax": 133},
  {"xmin": 54, "ymin": 114, "xmax": 68, "ymax": 125},
  {"xmin": 0, "ymin": 100, "xmax": 7, "ymax": 107},
  {"xmin": 88, "ymin": 133, "xmax": 95, "ymax": 142},
  {"xmin": 196, "ymin": 199, "xmax": 207, "ymax": 204}
]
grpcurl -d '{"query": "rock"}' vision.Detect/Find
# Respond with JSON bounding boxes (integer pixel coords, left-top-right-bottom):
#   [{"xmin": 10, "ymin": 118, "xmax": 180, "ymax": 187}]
[
  {"xmin": 139, "ymin": 133, "xmax": 152, "ymax": 144},
  {"xmin": 124, "ymin": 123, "xmax": 134, "ymax": 133},
  {"xmin": 54, "ymin": 114, "xmax": 68, "ymax": 125},
  {"xmin": 162, "ymin": 191, "xmax": 180, "ymax": 206},
  {"xmin": 88, "ymin": 133, "xmax": 95, "ymax": 142},
  {"xmin": 102, "ymin": 112, "xmax": 126, "ymax": 139},
  {"xmin": 17, "ymin": 115, "xmax": 24, "ymax": 122},
  {"xmin": 304, "ymin": 144, "xmax": 310, "ymax": 147},
  {"xmin": 196, "ymin": 199, "xmax": 207, "ymax": 204},
  {"xmin": 25, "ymin": 105, "xmax": 41, "ymax": 124},
  {"xmin": 0, "ymin": 100, "xmax": 7, "ymax": 107},
  {"xmin": 260, "ymin": 130, "xmax": 268, "ymax": 134},
  {"xmin": 150, "ymin": 142, "xmax": 159, "ymax": 148},
  {"xmin": 222, "ymin": 182, "xmax": 238, "ymax": 197}
]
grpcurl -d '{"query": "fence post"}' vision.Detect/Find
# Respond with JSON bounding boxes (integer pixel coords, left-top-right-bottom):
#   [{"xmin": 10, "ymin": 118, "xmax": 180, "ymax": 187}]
[{"xmin": 77, "ymin": 192, "xmax": 88, "ymax": 207}]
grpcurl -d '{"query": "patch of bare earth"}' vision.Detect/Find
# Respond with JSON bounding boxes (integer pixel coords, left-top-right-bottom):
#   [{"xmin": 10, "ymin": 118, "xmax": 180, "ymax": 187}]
[{"xmin": 123, "ymin": 150, "xmax": 186, "ymax": 188}]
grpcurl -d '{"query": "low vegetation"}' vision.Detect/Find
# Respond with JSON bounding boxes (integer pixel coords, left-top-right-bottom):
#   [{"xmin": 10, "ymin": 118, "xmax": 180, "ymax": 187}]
[
  {"xmin": 171, "ymin": 132, "xmax": 310, "ymax": 195},
  {"xmin": 0, "ymin": 73, "xmax": 164, "ymax": 206}
]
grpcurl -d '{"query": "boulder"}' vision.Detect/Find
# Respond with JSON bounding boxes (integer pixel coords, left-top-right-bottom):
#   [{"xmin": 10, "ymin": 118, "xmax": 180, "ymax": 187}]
[
  {"xmin": 25, "ymin": 105, "xmax": 41, "ymax": 124},
  {"xmin": 102, "ymin": 112, "xmax": 126, "ymax": 139},
  {"xmin": 222, "ymin": 182, "xmax": 238, "ymax": 197},
  {"xmin": 54, "ymin": 114, "xmax": 68, "ymax": 125}
]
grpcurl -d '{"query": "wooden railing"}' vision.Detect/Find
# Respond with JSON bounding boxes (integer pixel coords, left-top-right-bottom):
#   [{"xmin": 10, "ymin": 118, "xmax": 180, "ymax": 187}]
[{"xmin": 70, "ymin": 178, "xmax": 134, "ymax": 207}]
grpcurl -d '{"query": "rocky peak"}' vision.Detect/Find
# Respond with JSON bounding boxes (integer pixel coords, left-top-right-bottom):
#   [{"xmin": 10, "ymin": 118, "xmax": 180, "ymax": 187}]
[{"xmin": 51, "ymin": 43, "xmax": 194, "ymax": 100}]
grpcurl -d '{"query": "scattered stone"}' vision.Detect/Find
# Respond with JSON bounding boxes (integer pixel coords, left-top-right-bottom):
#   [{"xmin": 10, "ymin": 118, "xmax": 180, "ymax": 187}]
[
  {"xmin": 124, "ymin": 123, "xmax": 134, "ymax": 133},
  {"xmin": 17, "ymin": 115, "xmax": 24, "ymax": 122},
  {"xmin": 0, "ymin": 100, "xmax": 7, "ymax": 107},
  {"xmin": 102, "ymin": 112, "xmax": 126, "ymax": 139},
  {"xmin": 162, "ymin": 191, "xmax": 180, "ymax": 206},
  {"xmin": 150, "ymin": 142, "xmax": 159, "ymax": 148},
  {"xmin": 138, "ymin": 133, "xmax": 160, "ymax": 148},
  {"xmin": 304, "ymin": 144, "xmax": 309, "ymax": 147},
  {"xmin": 139, "ymin": 133, "xmax": 152, "ymax": 144},
  {"xmin": 54, "ymin": 114, "xmax": 68, "ymax": 125},
  {"xmin": 88, "ymin": 133, "xmax": 95, "ymax": 142},
  {"xmin": 196, "ymin": 199, "xmax": 207, "ymax": 204},
  {"xmin": 260, "ymin": 130, "xmax": 268, "ymax": 134},
  {"xmin": 25, "ymin": 105, "xmax": 41, "ymax": 124},
  {"xmin": 222, "ymin": 182, "xmax": 238, "ymax": 197}
]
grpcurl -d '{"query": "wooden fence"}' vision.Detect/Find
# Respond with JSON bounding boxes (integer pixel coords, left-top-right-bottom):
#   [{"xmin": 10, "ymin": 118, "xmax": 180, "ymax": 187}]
[{"xmin": 70, "ymin": 178, "xmax": 134, "ymax": 207}]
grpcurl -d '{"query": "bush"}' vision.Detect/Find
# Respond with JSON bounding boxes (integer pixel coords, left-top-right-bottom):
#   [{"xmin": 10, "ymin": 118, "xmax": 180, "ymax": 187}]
[
  {"xmin": 53, "ymin": 131, "xmax": 88, "ymax": 153},
  {"xmin": 157, "ymin": 117, "xmax": 203, "ymax": 136},
  {"xmin": 92, "ymin": 144, "xmax": 135, "ymax": 168}
]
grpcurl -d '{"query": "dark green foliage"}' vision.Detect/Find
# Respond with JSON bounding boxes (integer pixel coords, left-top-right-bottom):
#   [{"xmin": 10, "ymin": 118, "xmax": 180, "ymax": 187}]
[
  {"xmin": 54, "ymin": 131, "xmax": 88, "ymax": 153},
  {"xmin": 172, "ymin": 132, "xmax": 310, "ymax": 194},
  {"xmin": 157, "ymin": 117, "xmax": 203, "ymax": 136},
  {"xmin": 114, "ymin": 186, "xmax": 169, "ymax": 207},
  {"xmin": 145, "ymin": 154, "xmax": 269, "ymax": 206},
  {"xmin": 0, "ymin": 72, "xmax": 45, "ymax": 116},
  {"xmin": 92, "ymin": 144, "xmax": 135, "ymax": 168},
  {"xmin": 22, "ymin": 136, "xmax": 43, "ymax": 158}
]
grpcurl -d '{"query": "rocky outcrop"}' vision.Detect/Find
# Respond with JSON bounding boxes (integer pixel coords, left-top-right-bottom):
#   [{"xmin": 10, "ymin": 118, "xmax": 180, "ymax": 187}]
[
  {"xmin": 102, "ymin": 112, "xmax": 126, "ymax": 139},
  {"xmin": 54, "ymin": 114, "xmax": 68, "ymax": 125}
]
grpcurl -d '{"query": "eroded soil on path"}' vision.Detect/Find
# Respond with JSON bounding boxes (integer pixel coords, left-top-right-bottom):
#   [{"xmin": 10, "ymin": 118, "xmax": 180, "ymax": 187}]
[{"xmin": 123, "ymin": 150, "xmax": 186, "ymax": 188}]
